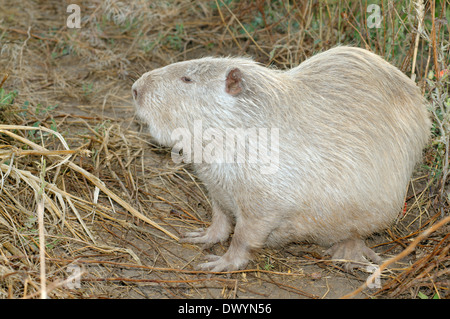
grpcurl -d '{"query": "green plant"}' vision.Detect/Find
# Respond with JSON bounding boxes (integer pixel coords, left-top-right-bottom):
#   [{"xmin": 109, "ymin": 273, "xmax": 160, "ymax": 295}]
[
  {"xmin": 263, "ymin": 257, "xmax": 274, "ymax": 271},
  {"xmin": 418, "ymin": 291, "xmax": 440, "ymax": 299},
  {"xmin": 82, "ymin": 82, "xmax": 94, "ymax": 96},
  {"xmin": 163, "ymin": 23, "xmax": 185, "ymax": 51},
  {"xmin": 0, "ymin": 88, "xmax": 18, "ymax": 108}
]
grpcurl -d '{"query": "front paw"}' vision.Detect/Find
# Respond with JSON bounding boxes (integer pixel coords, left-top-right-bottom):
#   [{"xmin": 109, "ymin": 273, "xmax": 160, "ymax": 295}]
[
  {"xmin": 180, "ymin": 228, "xmax": 222, "ymax": 248},
  {"xmin": 197, "ymin": 254, "xmax": 249, "ymax": 272}
]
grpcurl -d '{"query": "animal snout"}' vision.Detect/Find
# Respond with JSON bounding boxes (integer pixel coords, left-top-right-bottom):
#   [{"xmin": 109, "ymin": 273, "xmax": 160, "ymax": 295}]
[{"xmin": 132, "ymin": 72, "xmax": 153, "ymax": 102}]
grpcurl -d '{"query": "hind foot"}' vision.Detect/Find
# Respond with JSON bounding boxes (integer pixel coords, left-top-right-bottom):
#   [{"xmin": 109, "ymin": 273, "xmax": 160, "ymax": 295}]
[{"xmin": 325, "ymin": 238, "xmax": 382, "ymax": 272}]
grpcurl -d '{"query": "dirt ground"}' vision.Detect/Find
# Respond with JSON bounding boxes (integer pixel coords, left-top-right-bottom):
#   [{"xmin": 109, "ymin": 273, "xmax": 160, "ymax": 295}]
[{"xmin": 0, "ymin": 0, "xmax": 448, "ymax": 299}]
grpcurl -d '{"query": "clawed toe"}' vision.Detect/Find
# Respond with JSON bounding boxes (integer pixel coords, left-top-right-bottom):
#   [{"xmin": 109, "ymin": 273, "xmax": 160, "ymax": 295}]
[
  {"xmin": 204, "ymin": 254, "xmax": 221, "ymax": 261},
  {"xmin": 180, "ymin": 227, "xmax": 229, "ymax": 249},
  {"xmin": 196, "ymin": 254, "xmax": 249, "ymax": 272},
  {"xmin": 180, "ymin": 228, "xmax": 206, "ymax": 242},
  {"xmin": 180, "ymin": 228, "xmax": 216, "ymax": 248}
]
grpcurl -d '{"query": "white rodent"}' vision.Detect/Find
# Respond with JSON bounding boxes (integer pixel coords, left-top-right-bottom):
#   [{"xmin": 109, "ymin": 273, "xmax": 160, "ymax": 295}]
[{"xmin": 132, "ymin": 46, "xmax": 431, "ymax": 272}]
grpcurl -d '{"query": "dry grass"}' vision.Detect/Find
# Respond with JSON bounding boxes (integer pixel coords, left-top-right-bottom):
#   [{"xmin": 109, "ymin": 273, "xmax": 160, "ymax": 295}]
[{"xmin": 0, "ymin": 0, "xmax": 448, "ymax": 299}]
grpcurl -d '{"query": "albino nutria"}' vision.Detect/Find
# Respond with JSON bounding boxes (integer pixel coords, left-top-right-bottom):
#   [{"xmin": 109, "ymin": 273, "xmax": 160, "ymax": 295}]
[{"xmin": 132, "ymin": 46, "xmax": 431, "ymax": 272}]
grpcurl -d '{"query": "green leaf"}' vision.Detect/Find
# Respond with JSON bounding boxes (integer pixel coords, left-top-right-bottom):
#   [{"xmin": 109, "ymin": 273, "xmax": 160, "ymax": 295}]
[{"xmin": 417, "ymin": 291, "xmax": 428, "ymax": 299}]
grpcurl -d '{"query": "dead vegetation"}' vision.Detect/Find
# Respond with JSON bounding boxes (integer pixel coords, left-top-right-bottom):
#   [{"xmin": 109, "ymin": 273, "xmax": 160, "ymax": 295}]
[{"xmin": 0, "ymin": 0, "xmax": 448, "ymax": 299}]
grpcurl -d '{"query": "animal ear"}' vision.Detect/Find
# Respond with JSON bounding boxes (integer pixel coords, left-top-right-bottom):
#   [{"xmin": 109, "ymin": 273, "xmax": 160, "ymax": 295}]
[{"xmin": 225, "ymin": 68, "xmax": 242, "ymax": 95}]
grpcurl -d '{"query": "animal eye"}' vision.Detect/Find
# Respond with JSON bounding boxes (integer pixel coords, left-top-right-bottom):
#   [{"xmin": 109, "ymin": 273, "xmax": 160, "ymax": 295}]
[{"xmin": 181, "ymin": 76, "xmax": 193, "ymax": 83}]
